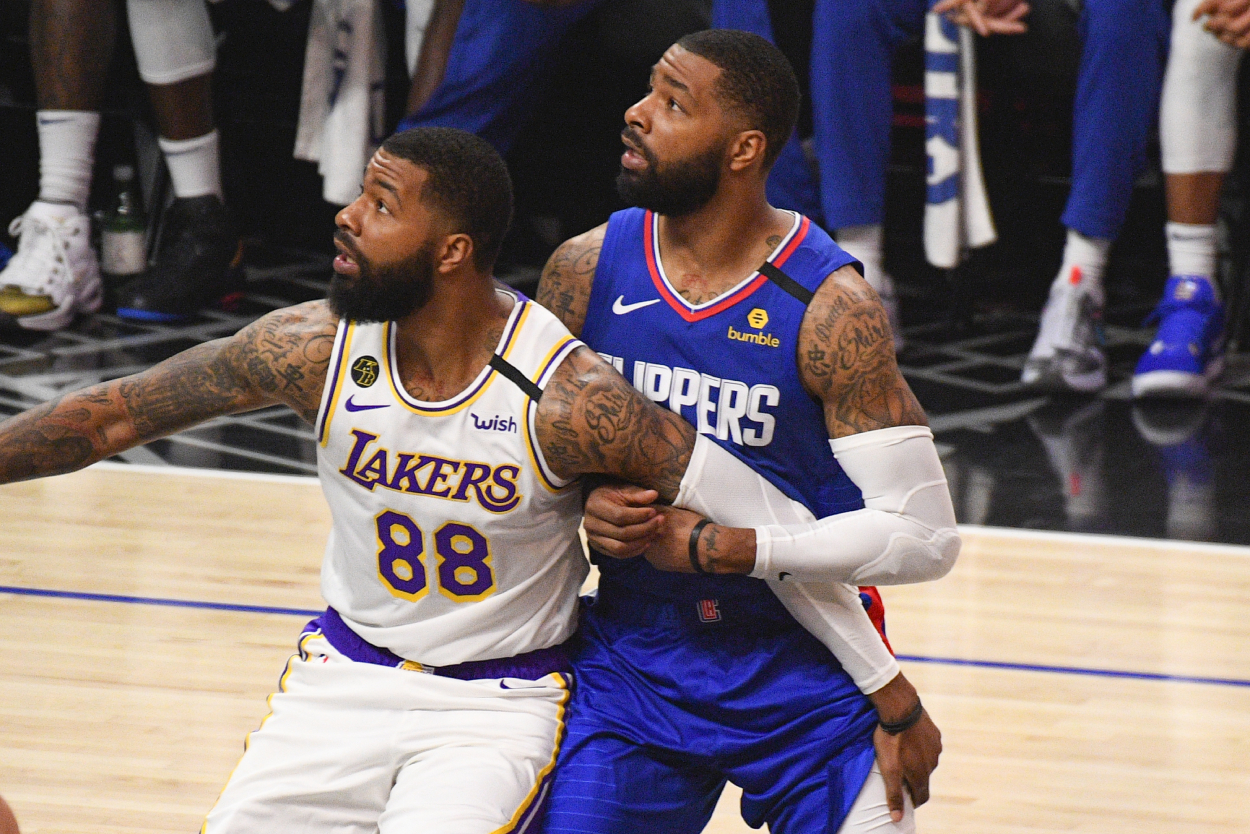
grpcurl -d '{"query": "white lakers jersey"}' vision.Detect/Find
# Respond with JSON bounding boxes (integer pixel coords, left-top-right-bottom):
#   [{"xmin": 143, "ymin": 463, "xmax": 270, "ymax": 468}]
[{"xmin": 314, "ymin": 290, "xmax": 588, "ymax": 665}]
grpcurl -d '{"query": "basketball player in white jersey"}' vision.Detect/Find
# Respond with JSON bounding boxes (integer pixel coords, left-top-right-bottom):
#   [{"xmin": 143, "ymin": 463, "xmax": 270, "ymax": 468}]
[{"xmin": 0, "ymin": 126, "xmax": 843, "ymax": 832}]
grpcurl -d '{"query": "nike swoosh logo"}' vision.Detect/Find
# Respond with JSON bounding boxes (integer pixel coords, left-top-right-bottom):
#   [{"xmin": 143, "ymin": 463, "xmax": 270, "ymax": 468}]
[
  {"xmin": 778, "ymin": 572, "xmax": 792, "ymax": 581},
  {"xmin": 344, "ymin": 395, "xmax": 389, "ymax": 412},
  {"xmin": 612, "ymin": 296, "xmax": 661, "ymax": 315}
]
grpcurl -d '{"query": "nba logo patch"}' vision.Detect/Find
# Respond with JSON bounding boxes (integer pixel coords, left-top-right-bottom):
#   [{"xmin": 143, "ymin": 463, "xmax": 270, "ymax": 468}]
[{"xmin": 697, "ymin": 599, "xmax": 721, "ymax": 623}]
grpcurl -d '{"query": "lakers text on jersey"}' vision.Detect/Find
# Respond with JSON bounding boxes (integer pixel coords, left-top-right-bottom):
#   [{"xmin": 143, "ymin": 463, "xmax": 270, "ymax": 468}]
[{"xmin": 315, "ymin": 289, "xmax": 588, "ymax": 667}]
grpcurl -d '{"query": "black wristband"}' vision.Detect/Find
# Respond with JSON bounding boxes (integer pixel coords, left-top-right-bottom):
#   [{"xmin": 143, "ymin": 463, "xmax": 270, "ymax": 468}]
[
  {"xmin": 688, "ymin": 519, "xmax": 712, "ymax": 575},
  {"xmin": 879, "ymin": 699, "xmax": 924, "ymax": 735}
]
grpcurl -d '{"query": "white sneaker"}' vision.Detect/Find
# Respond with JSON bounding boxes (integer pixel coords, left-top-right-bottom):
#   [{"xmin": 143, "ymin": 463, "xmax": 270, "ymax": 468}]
[
  {"xmin": 0, "ymin": 201, "xmax": 103, "ymax": 331},
  {"xmin": 1021, "ymin": 264, "xmax": 1106, "ymax": 392}
]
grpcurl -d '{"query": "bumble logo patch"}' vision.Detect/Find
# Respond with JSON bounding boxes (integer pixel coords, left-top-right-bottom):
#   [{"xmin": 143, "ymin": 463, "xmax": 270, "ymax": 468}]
[
  {"xmin": 351, "ymin": 356, "xmax": 381, "ymax": 387},
  {"xmin": 728, "ymin": 307, "xmax": 780, "ymax": 348}
]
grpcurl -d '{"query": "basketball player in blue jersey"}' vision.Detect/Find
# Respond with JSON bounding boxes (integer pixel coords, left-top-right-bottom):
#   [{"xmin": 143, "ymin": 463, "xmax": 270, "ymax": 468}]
[
  {"xmin": 537, "ymin": 31, "xmax": 959, "ymax": 834},
  {"xmin": 0, "ymin": 126, "xmax": 819, "ymax": 833}
]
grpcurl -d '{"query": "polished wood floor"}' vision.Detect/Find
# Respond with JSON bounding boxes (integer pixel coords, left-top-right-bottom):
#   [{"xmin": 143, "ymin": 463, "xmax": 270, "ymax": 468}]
[{"xmin": 1, "ymin": 466, "xmax": 1247, "ymax": 834}]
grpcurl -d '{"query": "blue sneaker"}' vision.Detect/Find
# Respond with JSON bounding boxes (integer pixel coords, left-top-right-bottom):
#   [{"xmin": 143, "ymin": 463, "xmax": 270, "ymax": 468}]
[{"xmin": 1131, "ymin": 276, "xmax": 1224, "ymax": 399}]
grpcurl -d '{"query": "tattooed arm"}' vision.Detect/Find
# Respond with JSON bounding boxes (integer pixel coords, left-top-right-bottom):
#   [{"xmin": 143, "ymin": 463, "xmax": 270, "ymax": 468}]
[
  {"xmin": 533, "ymin": 345, "xmax": 694, "ymax": 499},
  {"xmin": 798, "ymin": 265, "xmax": 926, "ymax": 436},
  {"xmin": 0, "ymin": 301, "xmax": 338, "ymax": 484},
  {"xmin": 534, "ymin": 224, "xmax": 605, "ymax": 338},
  {"xmin": 598, "ymin": 266, "xmax": 955, "ymax": 582},
  {"xmin": 603, "ymin": 266, "xmax": 958, "ymax": 584}
]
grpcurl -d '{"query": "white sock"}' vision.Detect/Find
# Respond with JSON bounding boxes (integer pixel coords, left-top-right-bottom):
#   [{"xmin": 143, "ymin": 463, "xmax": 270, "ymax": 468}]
[
  {"xmin": 36, "ymin": 110, "xmax": 101, "ymax": 211},
  {"xmin": 158, "ymin": 130, "xmax": 223, "ymax": 200},
  {"xmin": 1166, "ymin": 222, "xmax": 1218, "ymax": 292},
  {"xmin": 835, "ymin": 224, "xmax": 884, "ymax": 290},
  {"xmin": 1056, "ymin": 229, "xmax": 1112, "ymax": 297}
]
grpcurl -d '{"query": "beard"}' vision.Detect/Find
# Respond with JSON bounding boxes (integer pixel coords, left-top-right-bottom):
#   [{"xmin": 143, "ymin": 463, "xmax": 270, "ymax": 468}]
[
  {"xmin": 615, "ymin": 129, "xmax": 723, "ymax": 217},
  {"xmin": 328, "ymin": 236, "xmax": 436, "ymax": 323}
]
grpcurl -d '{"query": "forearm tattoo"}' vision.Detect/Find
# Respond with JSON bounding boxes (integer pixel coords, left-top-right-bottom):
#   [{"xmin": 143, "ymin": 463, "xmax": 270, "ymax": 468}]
[
  {"xmin": 799, "ymin": 267, "xmax": 928, "ymax": 437},
  {"xmin": 0, "ymin": 301, "xmax": 336, "ymax": 484},
  {"xmin": 536, "ymin": 347, "xmax": 695, "ymax": 501}
]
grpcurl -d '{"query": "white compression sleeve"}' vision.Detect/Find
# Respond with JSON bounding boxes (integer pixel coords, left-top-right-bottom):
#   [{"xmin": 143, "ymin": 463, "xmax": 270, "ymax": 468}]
[
  {"xmin": 752, "ymin": 426, "xmax": 960, "ymax": 585},
  {"xmin": 1161, "ymin": 0, "xmax": 1244, "ymax": 175},
  {"xmin": 674, "ymin": 434, "xmax": 900, "ymax": 693},
  {"xmin": 766, "ymin": 577, "xmax": 900, "ymax": 694},
  {"xmin": 127, "ymin": 0, "xmax": 216, "ymax": 85}
]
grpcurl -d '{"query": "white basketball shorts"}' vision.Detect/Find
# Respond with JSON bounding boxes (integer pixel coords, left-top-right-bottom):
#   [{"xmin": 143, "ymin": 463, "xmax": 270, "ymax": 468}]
[{"xmin": 202, "ymin": 632, "xmax": 569, "ymax": 834}]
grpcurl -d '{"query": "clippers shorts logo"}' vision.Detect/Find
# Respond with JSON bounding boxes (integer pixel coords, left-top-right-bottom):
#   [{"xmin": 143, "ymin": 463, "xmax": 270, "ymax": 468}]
[{"xmin": 697, "ymin": 599, "xmax": 722, "ymax": 623}]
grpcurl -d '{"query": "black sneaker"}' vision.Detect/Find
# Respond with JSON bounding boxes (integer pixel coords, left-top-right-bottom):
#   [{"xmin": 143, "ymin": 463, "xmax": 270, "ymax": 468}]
[{"xmin": 114, "ymin": 195, "xmax": 244, "ymax": 322}]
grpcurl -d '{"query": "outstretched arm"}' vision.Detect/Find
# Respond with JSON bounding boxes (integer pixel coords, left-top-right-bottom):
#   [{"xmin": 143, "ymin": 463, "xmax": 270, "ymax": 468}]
[{"xmin": 0, "ymin": 301, "xmax": 337, "ymax": 484}]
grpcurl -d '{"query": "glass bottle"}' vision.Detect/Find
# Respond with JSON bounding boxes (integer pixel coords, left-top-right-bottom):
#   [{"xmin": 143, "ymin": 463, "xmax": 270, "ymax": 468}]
[{"xmin": 100, "ymin": 164, "xmax": 148, "ymax": 281}]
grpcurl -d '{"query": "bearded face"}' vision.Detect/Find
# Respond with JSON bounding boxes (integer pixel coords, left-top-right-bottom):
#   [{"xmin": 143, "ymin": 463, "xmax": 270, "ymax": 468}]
[
  {"xmin": 328, "ymin": 233, "xmax": 438, "ymax": 323},
  {"xmin": 615, "ymin": 126, "xmax": 724, "ymax": 217}
]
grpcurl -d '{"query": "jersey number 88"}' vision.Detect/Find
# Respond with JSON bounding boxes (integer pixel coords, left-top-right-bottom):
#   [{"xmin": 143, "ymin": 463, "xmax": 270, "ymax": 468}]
[{"xmin": 375, "ymin": 510, "xmax": 496, "ymax": 602}]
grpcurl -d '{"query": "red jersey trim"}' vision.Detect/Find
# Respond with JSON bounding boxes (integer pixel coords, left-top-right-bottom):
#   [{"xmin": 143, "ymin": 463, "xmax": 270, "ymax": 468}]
[{"xmin": 643, "ymin": 211, "xmax": 811, "ymax": 323}]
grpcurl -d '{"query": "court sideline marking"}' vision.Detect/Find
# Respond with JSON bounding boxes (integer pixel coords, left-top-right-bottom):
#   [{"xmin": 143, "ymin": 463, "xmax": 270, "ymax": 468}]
[
  {"xmin": 1, "ymin": 582, "xmax": 1247, "ymax": 690},
  {"xmin": 4, "ymin": 462, "xmax": 1248, "ymax": 688}
]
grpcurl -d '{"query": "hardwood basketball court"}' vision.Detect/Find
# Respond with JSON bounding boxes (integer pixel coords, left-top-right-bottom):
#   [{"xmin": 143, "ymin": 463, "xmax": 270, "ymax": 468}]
[{"xmin": 1, "ymin": 465, "xmax": 1247, "ymax": 833}]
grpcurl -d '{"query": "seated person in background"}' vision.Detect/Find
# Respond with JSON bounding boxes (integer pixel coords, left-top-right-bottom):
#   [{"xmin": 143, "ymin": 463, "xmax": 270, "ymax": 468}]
[
  {"xmin": 1132, "ymin": 0, "xmax": 1243, "ymax": 398},
  {"xmin": 1, "ymin": 0, "xmax": 241, "ymax": 332},
  {"xmin": 400, "ymin": 0, "xmax": 606, "ymax": 153},
  {"xmin": 714, "ymin": 0, "xmax": 1168, "ymax": 392}
]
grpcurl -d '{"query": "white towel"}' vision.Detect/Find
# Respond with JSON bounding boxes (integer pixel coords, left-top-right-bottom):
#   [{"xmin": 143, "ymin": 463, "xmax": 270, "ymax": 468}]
[
  {"xmin": 294, "ymin": 0, "xmax": 387, "ymax": 206},
  {"xmin": 405, "ymin": 0, "xmax": 436, "ymax": 75},
  {"xmin": 924, "ymin": 13, "xmax": 997, "ymax": 269}
]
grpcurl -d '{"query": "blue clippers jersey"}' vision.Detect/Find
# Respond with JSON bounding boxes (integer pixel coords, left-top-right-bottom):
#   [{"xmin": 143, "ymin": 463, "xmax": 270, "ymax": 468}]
[{"xmin": 582, "ymin": 207, "xmax": 865, "ymax": 603}]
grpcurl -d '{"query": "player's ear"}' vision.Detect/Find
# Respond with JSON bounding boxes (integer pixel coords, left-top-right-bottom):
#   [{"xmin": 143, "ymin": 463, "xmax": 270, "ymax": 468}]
[
  {"xmin": 437, "ymin": 233, "xmax": 474, "ymax": 274},
  {"xmin": 727, "ymin": 129, "xmax": 767, "ymax": 172}
]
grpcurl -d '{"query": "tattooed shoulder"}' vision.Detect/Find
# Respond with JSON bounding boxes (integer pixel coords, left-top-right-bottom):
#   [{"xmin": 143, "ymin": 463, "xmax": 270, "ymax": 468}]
[
  {"xmin": 536, "ymin": 224, "xmax": 607, "ymax": 338},
  {"xmin": 226, "ymin": 299, "xmax": 339, "ymax": 424},
  {"xmin": 534, "ymin": 345, "xmax": 694, "ymax": 501},
  {"xmin": 798, "ymin": 265, "xmax": 927, "ymax": 437}
]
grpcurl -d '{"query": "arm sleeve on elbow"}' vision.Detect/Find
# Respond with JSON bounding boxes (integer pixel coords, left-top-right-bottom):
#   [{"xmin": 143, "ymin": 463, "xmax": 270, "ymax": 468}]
[
  {"xmin": 751, "ymin": 425, "xmax": 960, "ymax": 585},
  {"xmin": 769, "ymin": 578, "xmax": 900, "ymax": 693},
  {"xmin": 674, "ymin": 434, "xmax": 900, "ymax": 693}
]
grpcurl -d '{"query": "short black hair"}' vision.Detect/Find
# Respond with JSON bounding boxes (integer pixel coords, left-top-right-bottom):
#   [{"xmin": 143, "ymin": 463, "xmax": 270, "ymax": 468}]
[
  {"xmin": 675, "ymin": 29, "xmax": 800, "ymax": 169},
  {"xmin": 380, "ymin": 127, "xmax": 513, "ymax": 271}
]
